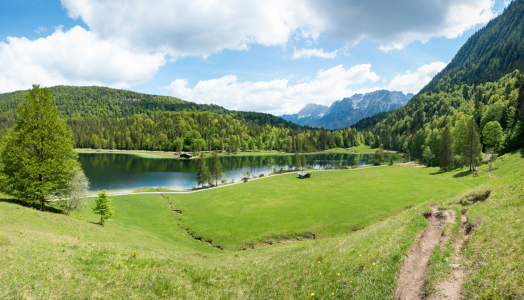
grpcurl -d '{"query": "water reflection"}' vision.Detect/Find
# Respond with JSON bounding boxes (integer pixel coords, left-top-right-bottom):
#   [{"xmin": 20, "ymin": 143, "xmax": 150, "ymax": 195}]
[{"xmin": 79, "ymin": 152, "xmax": 402, "ymax": 191}]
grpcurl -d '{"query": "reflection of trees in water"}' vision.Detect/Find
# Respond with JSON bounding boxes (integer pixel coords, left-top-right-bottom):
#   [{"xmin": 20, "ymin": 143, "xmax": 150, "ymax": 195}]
[{"xmin": 79, "ymin": 153, "xmax": 403, "ymax": 175}]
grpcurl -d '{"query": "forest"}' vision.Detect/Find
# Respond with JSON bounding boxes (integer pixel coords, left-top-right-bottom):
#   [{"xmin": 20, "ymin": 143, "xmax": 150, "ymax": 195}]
[
  {"xmin": 0, "ymin": 86, "xmax": 364, "ymax": 153},
  {"xmin": 359, "ymin": 71, "xmax": 524, "ymax": 166}
]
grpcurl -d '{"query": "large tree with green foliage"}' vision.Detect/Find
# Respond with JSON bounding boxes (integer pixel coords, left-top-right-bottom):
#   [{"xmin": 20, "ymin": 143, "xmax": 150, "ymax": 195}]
[
  {"xmin": 482, "ymin": 121, "xmax": 503, "ymax": 153},
  {"xmin": 195, "ymin": 153, "xmax": 211, "ymax": 188},
  {"xmin": 462, "ymin": 117, "xmax": 483, "ymax": 171},
  {"xmin": 210, "ymin": 151, "xmax": 225, "ymax": 186},
  {"xmin": 438, "ymin": 127, "xmax": 454, "ymax": 171},
  {"xmin": 0, "ymin": 85, "xmax": 79, "ymax": 211},
  {"xmin": 422, "ymin": 146, "xmax": 435, "ymax": 167},
  {"xmin": 92, "ymin": 190, "xmax": 114, "ymax": 226}
]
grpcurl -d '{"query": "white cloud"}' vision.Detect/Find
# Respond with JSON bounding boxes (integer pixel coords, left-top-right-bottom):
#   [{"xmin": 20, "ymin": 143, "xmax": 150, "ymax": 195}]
[
  {"xmin": 162, "ymin": 64, "xmax": 380, "ymax": 115},
  {"xmin": 34, "ymin": 26, "xmax": 47, "ymax": 34},
  {"xmin": 0, "ymin": 26, "xmax": 166, "ymax": 93},
  {"xmin": 61, "ymin": 0, "xmax": 326, "ymax": 58},
  {"xmin": 60, "ymin": 0, "xmax": 496, "ymax": 56},
  {"xmin": 292, "ymin": 46, "xmax": 348, "ymax": 59},
  {"xmin": 387, "ymin": 62, "xmax": 448, "ymax": 93}
]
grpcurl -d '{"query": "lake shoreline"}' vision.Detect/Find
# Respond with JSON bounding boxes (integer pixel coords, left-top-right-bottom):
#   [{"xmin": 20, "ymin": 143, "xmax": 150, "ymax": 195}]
[{"xmin": 75, "ymin": 145, "xmax": 399, "ymax": 160}]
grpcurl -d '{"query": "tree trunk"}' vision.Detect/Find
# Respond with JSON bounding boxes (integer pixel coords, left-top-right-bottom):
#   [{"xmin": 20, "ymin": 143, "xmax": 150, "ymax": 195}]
[
  {"xmin": 100, "ymin": 214, "xmax": 103, "ymax": 226},
  {"xmin": 40, "ymin": 196, "xmax": 45, "ymax": 211}
]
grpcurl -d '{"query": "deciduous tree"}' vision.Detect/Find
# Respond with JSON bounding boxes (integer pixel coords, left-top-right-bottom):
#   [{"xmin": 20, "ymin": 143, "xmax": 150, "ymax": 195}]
[{"xmin": 1, "ymin": 85, "xmax": 79, "ymax": 211}]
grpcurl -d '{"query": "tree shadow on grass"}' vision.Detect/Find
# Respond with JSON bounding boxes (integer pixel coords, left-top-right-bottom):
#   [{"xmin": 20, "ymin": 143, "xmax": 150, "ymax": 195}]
[
  {"xmin": 0, "ymin": 197, "xmax": 63, "ymax": 214},
  {"xmin": 520, "ymin": 148, "xmax": 524, "ymax": 158},
  {"xmin": 429, "ymin": 169, "xmax": 447, "ymax": 175},
  {"xmin": 452, "ymin": 170, "xmax": 473, "ymax": 178}
]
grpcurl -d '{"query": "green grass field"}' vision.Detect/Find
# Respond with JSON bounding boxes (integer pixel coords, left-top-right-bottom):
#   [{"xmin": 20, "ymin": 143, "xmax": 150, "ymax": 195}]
[
  {"xmin": 170, "ymin": 164, "xmax": 489, "ymax": 250},
  {"xmin": 0, "ymin": 151, "xmax": 522, "ymax": 299}
]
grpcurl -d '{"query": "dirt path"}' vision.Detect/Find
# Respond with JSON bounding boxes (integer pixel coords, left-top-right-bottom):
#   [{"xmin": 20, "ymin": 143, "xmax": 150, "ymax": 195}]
[
  {"xmin": 426, "ymin": 215, "xmax": 469, "ymax": 300},
  {"xmin": 396, "ymin": 209, "xmax": 455, "ymax": 300}
]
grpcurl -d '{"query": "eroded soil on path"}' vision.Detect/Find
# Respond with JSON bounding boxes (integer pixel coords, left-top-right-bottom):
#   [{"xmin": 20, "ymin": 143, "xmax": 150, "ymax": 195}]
[
  {"xmin": 426, "ymin": 215, "xmax": 470, "ymax": 300},
  {"xmin": 396, "ymin": 209, "xmax": 455, "ymax": 300}
]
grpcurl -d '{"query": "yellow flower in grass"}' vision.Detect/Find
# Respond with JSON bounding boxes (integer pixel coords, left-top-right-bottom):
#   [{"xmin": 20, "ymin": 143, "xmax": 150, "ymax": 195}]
[
  {"xmin": 311, "ymin": 293, "xmax": 315, "ymax": 296},
  {"xmin": 373, "ymin": 263, "xmax": 375, "ymax": 266},
  {"xmin": 337, "ymin": 273, "xmax": 340, "ymax": 276},
  {"xmin": 332, "ymin": 293, "xmax": 334, "ymax": 296},
  {"xmin": 318, "ymin": 261, "xmax": 320, "ymax": 264}
]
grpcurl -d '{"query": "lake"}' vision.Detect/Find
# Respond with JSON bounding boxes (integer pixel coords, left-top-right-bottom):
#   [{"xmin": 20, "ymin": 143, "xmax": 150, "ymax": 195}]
[{"xmin": 79, "ymin": 152, "xmax": 402, "ymax": 191}]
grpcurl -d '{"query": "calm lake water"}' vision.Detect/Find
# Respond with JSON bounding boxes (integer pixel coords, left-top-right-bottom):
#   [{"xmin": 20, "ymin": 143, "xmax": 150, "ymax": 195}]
[{"xmin": 79, "ymin": 152, "xmax": 402, "ymax": 191}]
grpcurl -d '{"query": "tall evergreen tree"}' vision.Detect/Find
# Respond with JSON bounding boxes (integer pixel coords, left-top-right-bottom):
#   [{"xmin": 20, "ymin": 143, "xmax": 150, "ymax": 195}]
[
  {"xmin": 210, "ymin": 151, "xmax": 225, "ymax": 186},
  {"xmin": 301, "ymin": 154, "xmax": 307, "ymax": 170},
  {"xmin": 462, "ymin": 117, "xmax": 483, "ymax": 171},
  {"xmin": 294, "ymin": 152, "xmax": 301, "ymax": 170},
  {"xmin": 439, "ymin": 126, "xmax": 454, "ymax": 171},
  {"xmin": 0, "ymin": 85, "xmax": 79, "ymax": 211},
  {"xmin": 195, "ymin": 153, "xmax": 210, "ymax": 188}
]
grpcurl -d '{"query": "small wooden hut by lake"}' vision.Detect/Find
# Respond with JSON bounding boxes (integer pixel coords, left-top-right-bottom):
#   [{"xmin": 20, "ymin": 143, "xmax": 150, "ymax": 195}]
[{"xmin": 298, "ymin": 172, "xmax": 311, "ymax": 179}]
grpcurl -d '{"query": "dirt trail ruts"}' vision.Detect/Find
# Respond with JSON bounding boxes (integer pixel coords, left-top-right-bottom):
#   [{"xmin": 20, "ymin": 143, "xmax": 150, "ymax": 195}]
[
  {"xmin": 396, "ymin": 209, "xmax": 455, "ymax": 300},
  {"xmin": 426, "ymin": 215, "xmax": 469, "ymax": 300}
]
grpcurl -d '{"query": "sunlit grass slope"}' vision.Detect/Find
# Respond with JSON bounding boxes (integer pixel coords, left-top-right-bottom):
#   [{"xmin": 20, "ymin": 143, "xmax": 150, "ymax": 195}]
[
  {"xmin": 171, "ymin": 164, "xmax": 490, "ymax": 250},
  {"xmin": 423, "ymin": 150, "xmax": 524, "ymax": 299},
  {"xmin": 1, "ymin": 190, "xmax": 429, "ymax": 299},
  {"xmin": 1, "ymin": 152, "xmax": 520, "ymax": 299}
]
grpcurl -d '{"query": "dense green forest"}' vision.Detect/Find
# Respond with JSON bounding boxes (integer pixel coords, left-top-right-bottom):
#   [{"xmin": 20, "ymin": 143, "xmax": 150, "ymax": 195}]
[
  {"xmin": 0, "ymin": 86, "xmax": 365, "ymax": 152},
  {"xmin": 359, "ymin": 71, "xmax": 524, "ymax": 164},
  {"xmin": 353, "ymin": 0, "xmax": 524, "ymax": 166}
]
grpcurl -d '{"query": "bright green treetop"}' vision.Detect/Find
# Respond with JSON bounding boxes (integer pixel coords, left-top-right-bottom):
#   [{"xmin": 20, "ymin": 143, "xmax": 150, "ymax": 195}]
[
  {"xmin": 92, "ymin": 190, "xmax": 114, "ymax": 226},
  {"xmin": 482, "ymin": 121, "xmax": 503, "ymax": 152},
  {"xmin": 1, "ymin": 85, "xmax": 79, "ymax": 211}
]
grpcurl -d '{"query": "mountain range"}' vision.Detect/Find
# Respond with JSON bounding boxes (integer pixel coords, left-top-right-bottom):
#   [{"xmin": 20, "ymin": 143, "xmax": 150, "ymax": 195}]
[{"xmin": 280, "ymin": 90, "xmax": 413, "ymax": 129}]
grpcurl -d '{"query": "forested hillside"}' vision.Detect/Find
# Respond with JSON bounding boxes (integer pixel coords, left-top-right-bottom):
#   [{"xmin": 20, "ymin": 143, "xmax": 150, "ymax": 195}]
[
  {"xmin": 361, "ymin": 71, "xmax": 524, "ymax": 163},
  {"xmin": 0, "ymin": 86, "xmax": 365, "ymax": 152},
  {"xmin": 353, "ymin": 0, "xmax": 524, "ymax": 165},
  {"xmin": 421, "ymin": 0, "xmax": 524, "ymax": 92}
]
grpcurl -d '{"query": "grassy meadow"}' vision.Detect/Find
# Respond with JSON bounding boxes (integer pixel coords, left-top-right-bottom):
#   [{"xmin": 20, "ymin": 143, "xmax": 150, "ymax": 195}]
[
  {"xmin": 170, "ymin": 164, "xmax": 489, "ymax": 250},
  {"xmin": 0, "ymin": 150, "xmax": 522, "ymax": 299}
]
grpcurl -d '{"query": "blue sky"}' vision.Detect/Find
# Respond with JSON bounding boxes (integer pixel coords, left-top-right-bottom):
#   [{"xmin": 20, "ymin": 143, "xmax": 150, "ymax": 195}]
[{"xmin": 0, "ymin": 0, "xmax": 511, "ymax": 115}]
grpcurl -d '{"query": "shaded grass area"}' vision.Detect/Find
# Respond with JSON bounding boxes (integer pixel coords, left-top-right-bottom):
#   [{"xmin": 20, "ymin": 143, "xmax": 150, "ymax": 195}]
[
  {"xmin": 0, "ymin": 190, "xmax": 429, "ymax": 299},
  {"xmin": 170, "ymin": 164, "xmax": 489, "ymax": 250}
]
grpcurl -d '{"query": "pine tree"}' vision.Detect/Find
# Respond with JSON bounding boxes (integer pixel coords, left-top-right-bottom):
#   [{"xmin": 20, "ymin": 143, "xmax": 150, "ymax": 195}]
[
  {"xmin": 294, "ymin": 152, "xmax": 301, "ymax": 170},
  {"xmin": 439, "ymin": 126, "xmax": 454, "ymax": 171},
  {"xmin": 195, "ymin": 153, "xmax": 210, "ymax": 188},
  {"xmin": 210, "ymin": 151, "xmax": 225, "ymax": 186},
  {"xmin": 0, "ymin": 85, "xmax": 79, "ymax": 211},
  {"xmin": 462, "ymin": 117, "xmax": 483, "ymax": 171},
  {"xmin": 92, "ymin": 190, "xmax": 114, "ymax": 226}
]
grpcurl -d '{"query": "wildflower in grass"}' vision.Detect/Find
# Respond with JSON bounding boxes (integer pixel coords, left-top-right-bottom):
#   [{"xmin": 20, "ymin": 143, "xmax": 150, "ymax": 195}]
[
  {"xmin": 311, "ymin": 293, "xmax": 315, "ymax": 296},
  {"xmin": 373, "ymin": 263, "xmax": 375, "ymax": 266},
  {"xmin": 332, "ymin": 293, "xmax": 334, "ymax": 295}
]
